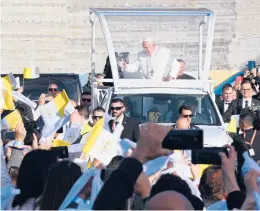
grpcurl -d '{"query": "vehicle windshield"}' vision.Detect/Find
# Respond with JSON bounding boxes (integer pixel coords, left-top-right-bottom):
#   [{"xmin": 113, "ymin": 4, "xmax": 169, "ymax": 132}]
[
  {"xmin": 113, "ymin": 93, "xmax": 221, "ymax": 125},
  {"xmin": 13, "ymin": 74, "xmax": 80, "ymax": 102}
]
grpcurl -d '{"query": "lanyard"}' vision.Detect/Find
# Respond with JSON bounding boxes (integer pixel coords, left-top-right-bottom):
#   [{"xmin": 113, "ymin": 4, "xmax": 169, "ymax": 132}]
[{"xmin": 243, "ymin": 129, "xmax": 257, "ymax": 145}]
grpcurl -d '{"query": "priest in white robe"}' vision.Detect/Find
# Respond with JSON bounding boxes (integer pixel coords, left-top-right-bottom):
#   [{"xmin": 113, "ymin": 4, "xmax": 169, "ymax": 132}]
[{"xmin": 118, "ymin": 37, "xmax": 180, "ymax": 80}]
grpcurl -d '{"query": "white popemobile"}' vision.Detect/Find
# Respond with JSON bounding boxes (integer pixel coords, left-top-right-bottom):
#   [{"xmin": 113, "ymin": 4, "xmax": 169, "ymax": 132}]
[{"xmin": 88, "ymin": 7, "xmax": 233, "ymax": 147}]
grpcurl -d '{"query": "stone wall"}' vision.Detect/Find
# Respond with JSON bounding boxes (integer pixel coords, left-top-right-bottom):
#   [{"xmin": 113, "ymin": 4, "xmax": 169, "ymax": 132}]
[{"xmin": 1, "ymin": 0, "xmax": 260, "ymax": 74}]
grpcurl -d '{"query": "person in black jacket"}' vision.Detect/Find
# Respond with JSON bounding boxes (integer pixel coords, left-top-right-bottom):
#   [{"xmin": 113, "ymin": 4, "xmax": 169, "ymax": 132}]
[
  {"xmin": 176, "ymin": 59, "xmax": 195, "ymax": 80},
  {"xmin": 239, "ymin": 112, "xmax": 260, "ymax": 163},
  {"xmin": 108, "ymin": 98, "xmax": 139, "ymax": 142},
  {"xmin": 216, "ymin": 84, "xmax": 233, "ymax": 116},
  {"xmin": 223, "ymin": 80, "xmax": 260, "ymax": 122}
]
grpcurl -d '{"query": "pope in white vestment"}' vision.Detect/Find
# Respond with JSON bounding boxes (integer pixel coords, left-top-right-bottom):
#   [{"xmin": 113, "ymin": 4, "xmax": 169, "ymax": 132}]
[{"xmin": 119, "ymin": 37, "xmax": 180, "ymax": 80}]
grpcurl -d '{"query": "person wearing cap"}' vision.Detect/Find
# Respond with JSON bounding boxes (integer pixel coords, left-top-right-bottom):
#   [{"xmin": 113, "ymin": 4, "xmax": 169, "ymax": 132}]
[{"xmin": 118, "ymin": 37, "xmax": 180, "ymax": 80}]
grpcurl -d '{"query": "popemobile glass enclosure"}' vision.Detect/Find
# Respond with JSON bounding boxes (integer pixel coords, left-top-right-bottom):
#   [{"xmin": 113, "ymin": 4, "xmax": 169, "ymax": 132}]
[{"xmin": 88, "ymin": 8, "xmax": 216, "ymax": 108}]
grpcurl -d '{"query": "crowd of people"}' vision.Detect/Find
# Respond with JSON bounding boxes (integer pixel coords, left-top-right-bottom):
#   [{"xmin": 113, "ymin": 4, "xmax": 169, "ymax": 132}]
[
  {"xmin": 217, "ymin": 68, "xmax": 260, "ymax": 163},
  {"xmin": 1, "ymin": 38, "xmax": 260, "ymax": 210}
]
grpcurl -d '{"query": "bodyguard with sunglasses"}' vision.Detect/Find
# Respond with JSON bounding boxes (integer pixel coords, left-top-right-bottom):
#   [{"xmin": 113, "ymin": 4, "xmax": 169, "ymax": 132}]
[
  {"xmin": 108, "ymin": 98, "xmax": 140, "ymax": 142},
  {"xmin": 80, "ymin": 91, "xmax": 92, "ymax": 109},
  {"xmin": 172, "ymin": 105, "xmax": 199, "ymax": 130}
]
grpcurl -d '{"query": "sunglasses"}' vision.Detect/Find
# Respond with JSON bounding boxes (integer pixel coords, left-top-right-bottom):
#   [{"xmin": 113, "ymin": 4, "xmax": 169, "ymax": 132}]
[
  {"xmin": 82, "ymin": 99, "xmax": 91, "ymax": 102},
  {"xmin": 111, "ymin": 106, "xmax": 123, "ymax": 111},
  {"xmin": 93, "ymin": 116, "xmax": 103, "ymax": 120},
  {"xmin": 48, "ymin": 88, "xmax": 58, "ymax": 92},
  {"xmin": 182, "ymin": 114, "xmax": 193, "ymax": 118}
]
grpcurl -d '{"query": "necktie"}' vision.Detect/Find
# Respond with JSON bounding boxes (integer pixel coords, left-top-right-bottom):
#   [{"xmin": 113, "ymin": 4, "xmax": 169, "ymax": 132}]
[
  {"xmin": 112, "ymin": 121, "xmax": 118, "ymax": 132},
  {"xmin": 245, "ymin": 100, "xmax": 249, "ymax": 109}
]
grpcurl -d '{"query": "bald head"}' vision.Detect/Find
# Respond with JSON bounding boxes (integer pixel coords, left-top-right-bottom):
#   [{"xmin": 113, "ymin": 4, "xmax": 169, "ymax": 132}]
[
  {"xmin": 145, "ymin": 191, "xmax": 194, "ymax": 210},
  {"xmin": 176, "ymin": 118, "xmax": 190, "ymax": 129}
]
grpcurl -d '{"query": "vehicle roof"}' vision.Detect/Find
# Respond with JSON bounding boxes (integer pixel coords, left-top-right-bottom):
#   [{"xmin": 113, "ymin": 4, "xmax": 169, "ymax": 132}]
[
  {"xmin": 90, "ymin": 8, "xmax": 213, "ymax": 16},
  {"xmin": 114, "ymin": 88, "xmax": 207, "ymax": 95},
  {"xmin": 214, "ymin": 71, "xmax": 243, "ymax": 95},
  {"xmin": 7, "ymin": 73, "xmax": 79, "ymax": 77}
]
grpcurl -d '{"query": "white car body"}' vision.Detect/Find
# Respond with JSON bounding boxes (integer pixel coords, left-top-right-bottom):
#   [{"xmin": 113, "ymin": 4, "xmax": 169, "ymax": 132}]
[{"xmin": 98, "ymin": 85, "xmax": 233, "ymax": 147}]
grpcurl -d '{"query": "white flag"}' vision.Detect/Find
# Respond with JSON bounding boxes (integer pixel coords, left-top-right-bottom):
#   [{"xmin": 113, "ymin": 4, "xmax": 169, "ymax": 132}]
[
  {"xmin": 88, "ymin": 129, "xmax": 118, "ymax": 165},
  {"xmin": 12, "ymin": 91, "xmax": 37, "ymax": 109},
  {"xmin": 64, "ymin": 127, "xmax": 81, "ymax": 144}
]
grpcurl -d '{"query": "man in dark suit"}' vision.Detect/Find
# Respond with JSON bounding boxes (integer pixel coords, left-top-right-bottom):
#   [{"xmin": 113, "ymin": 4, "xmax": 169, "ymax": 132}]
[
  {"xmin": 223, "ymin": 80, "xmax": 260, "ymax": 122},
  {"xmin": 239, "ymin": 112, "xmax": 260, "ymax": 163},
  {"xmin": 108, "ymin": 98, "xmax": 140, "ymax": 142},
  {"xmin": 217, "ymin": 84, "xmax": 233, "ymax": 116}
]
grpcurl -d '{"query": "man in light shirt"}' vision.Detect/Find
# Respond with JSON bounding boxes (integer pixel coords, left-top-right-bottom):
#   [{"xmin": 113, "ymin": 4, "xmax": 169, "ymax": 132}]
[
  {"xmin": 118, "ymin": 37, "xmax": 180, "ymax": 80},
  {"xmin": 223, "ymin": 80, "xmax": 260, "ymax": 122}
]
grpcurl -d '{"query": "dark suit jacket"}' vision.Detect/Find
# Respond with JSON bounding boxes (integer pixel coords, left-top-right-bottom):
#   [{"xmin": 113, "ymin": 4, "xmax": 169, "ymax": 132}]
[
  {"xmin": 177, "ymin": 73, "xmax": 195, "ymax": 79},
  {"xmin": 241, "ymin": 128, "xmax": 260, "ymax": 162},
  {"xmin": 217, "ymin": 100, "xmax": 232, "ymax": 116},
  {"xmin": 109, "ymin": 115, "xmax": 140, "ymax": 142},
  {"xmin": 223, "ymin": 98, "xmax": 260, "ymax": 122},
  {"xmin": 217, "ymin": 101, "xmax": 225, "ymax": 116}
]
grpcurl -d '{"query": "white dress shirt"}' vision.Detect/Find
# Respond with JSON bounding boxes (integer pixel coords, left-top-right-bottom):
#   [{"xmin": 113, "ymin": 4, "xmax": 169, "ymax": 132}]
[
  {"xmin": 224, "ymin": 101, "xmax": 231, "ymax": 112},
  {"xmin": 242, "ymin": 98, "xmax": 252, "ymax": 108}
]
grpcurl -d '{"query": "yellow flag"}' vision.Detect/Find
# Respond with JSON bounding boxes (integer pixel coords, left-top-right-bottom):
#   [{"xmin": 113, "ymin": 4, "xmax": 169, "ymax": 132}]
[
  {"xmin": 1, "ymin": 110, "xmax": 23, "ymax": 130},
  {"xmin": 80, "ymin": 123, "xmax": 93, "ymax": 135},
  {"xmin": 3, "ymin": 89, "xmax": 15, "ymax": 110},
  {"xmin": 53, "ymin": 90, "xmax": 70, "ymax": 117},
  {"xmin": 226, "ymin": 118, "xmax": 237, "ymax": 133},
  {"xmin": 52, "ymin": 139, "xmax": 71, "ymax": 147},
  {"xmin": 24, "ymin": 67, "xmax": 40, "ymax": 79},
  {"xmin": 82, "ymin": 118, "xmax": 104, "ymax": 154},
  {"xmin": 2, "ymin": 73, "xmax": 16, "ymax": 90}
]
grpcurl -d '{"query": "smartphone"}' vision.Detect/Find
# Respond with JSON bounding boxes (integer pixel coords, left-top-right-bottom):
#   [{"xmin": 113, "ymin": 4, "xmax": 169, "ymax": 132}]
[
  {"xmin": 192, "ymin": 147, "xmax": 228, "ymax": 165},
  {"xmin": 5, "ymin": 131, "xmax": 15, "ymax": 140},
  {"xmin": 51, "ymin": 146, "xmax": 69, "ymax": 159},
  {"xmin": 162, "ymin": 129, "xmax": 203, "ymax": 150}
]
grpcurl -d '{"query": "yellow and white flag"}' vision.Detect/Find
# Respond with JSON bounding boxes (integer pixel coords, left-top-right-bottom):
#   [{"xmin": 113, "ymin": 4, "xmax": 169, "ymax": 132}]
[
  {"xmin": 3, "ymin": 89, "xmax": 15, "ymax": 110},
  {"xmin": 24, "ymin": 67, "xmax": 40, "ymax": 79},
  {"xmin": 2, "ymin": 73, "xmax": 16, "ymax": 90},
  {"xmin": 52, "ymin": 139, "xmax": 71, "ymax": 147},
  {"xmin": 226, "ymin": 118, "xmax": 237, "ymax": 133},
  {"xmin": 1, "ymin": 110, "xmax": 23, "ymax": 130},
  {"xmin": 81, "ymin": 117, "xmax": 119, "ymax": 166},
  {"xmin": 82, "ymin": 118, "xmax": 105, "ymax": 155},
  {"xmin": 40, "ymin": 90, "xmax": 75, "ymax": 136}
]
